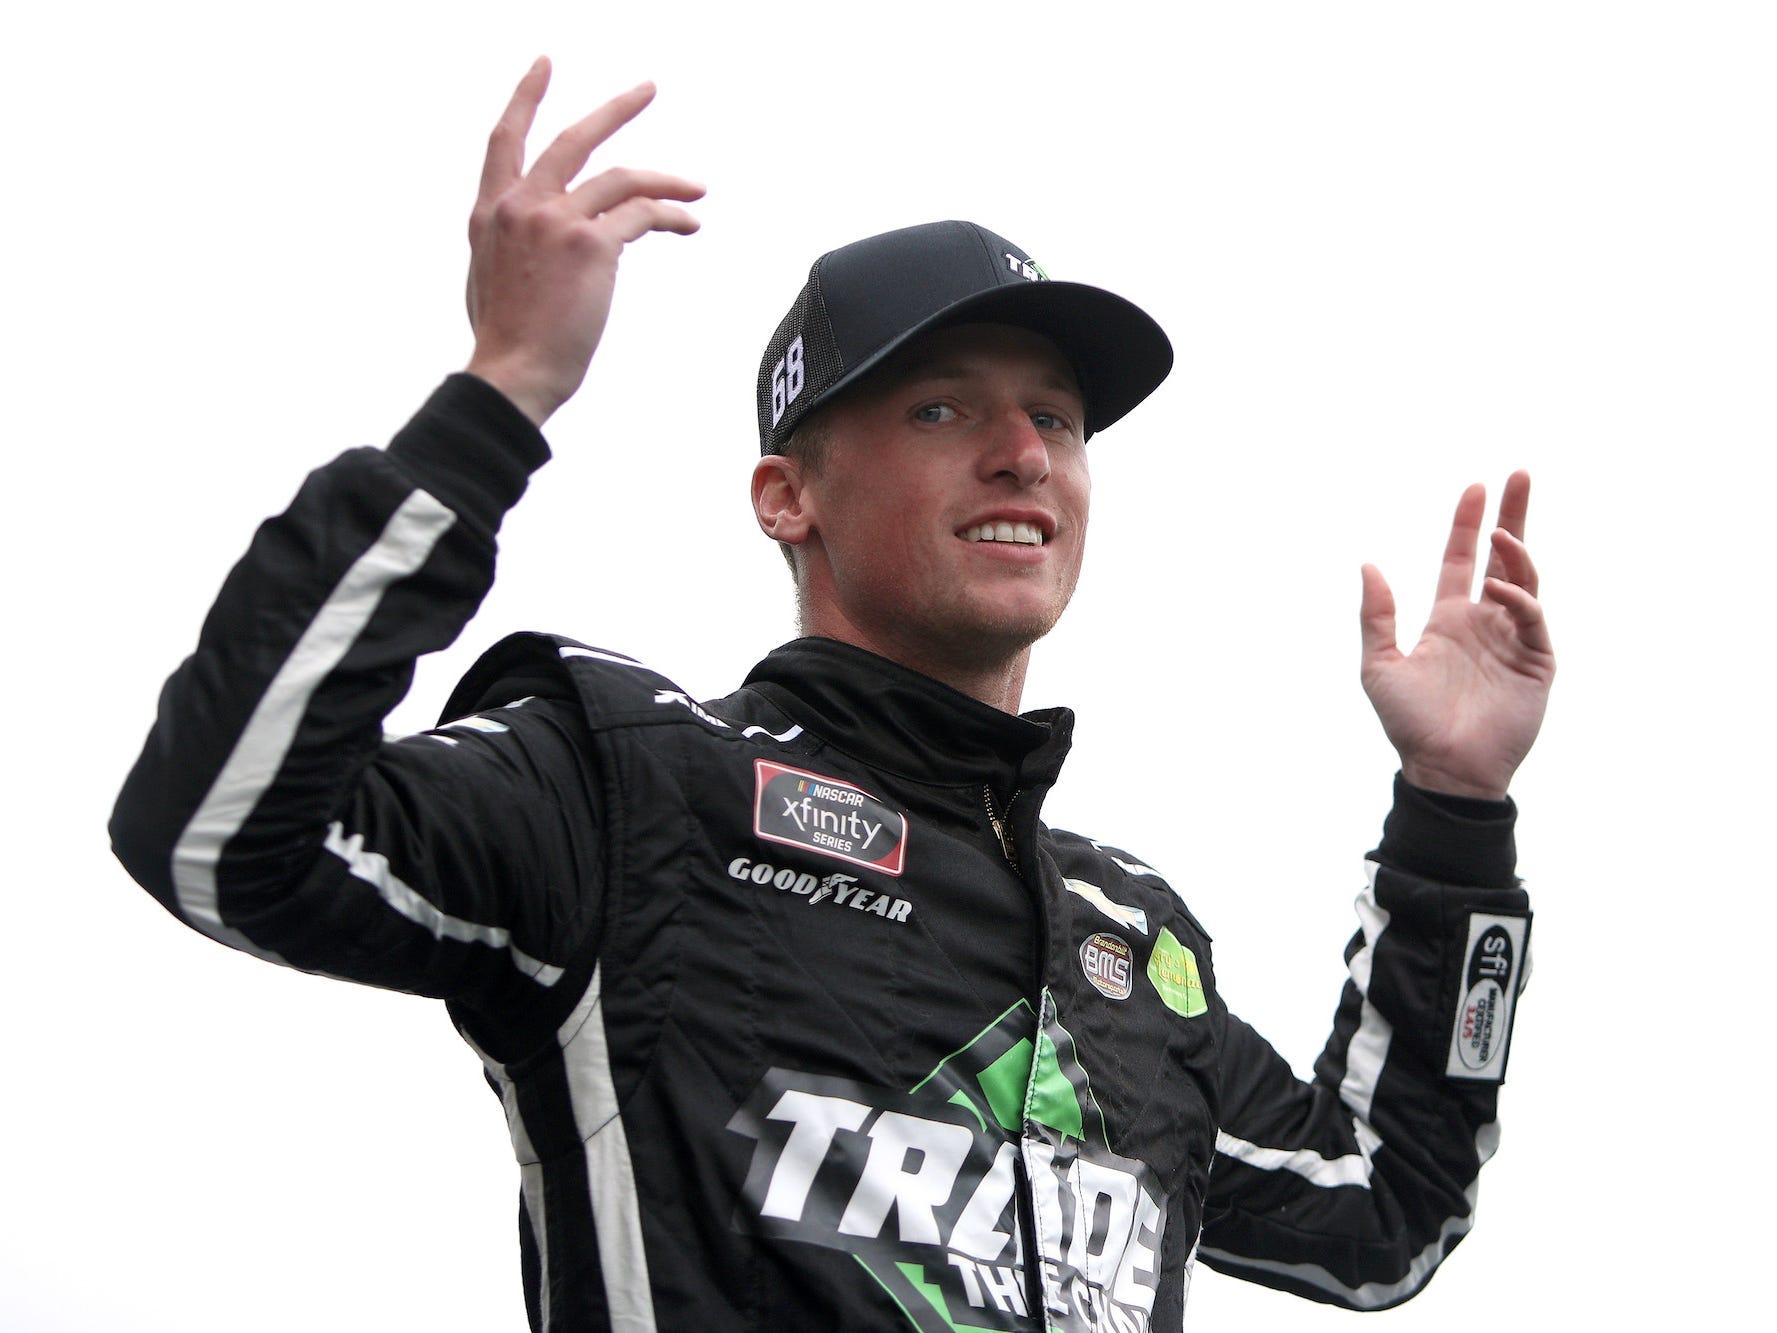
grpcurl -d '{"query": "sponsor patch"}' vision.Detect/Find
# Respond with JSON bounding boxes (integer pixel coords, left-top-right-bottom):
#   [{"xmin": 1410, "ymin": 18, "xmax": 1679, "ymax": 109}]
[
  {"xmin": 752, "ymin": 761, "xmax": 909, "ymax": 876},
  {"xmin": 1063, "ymin": 877, "xmax": 1149, "ymax": 936},
  {"xmin": 1445, "ymin": 912, "xmax": 1530, "ymax": 1081},
  {"xmin": 725, "ymin": 856, "xmax": 912, "ymax": 924},
  {"xmin": 725, "ymin": 1000, "xmax": 1164, "ymax": 1332},
  {"xmin": 1145, "ymin": 928, "xmax": 1208, "ymax": 1019},
  {"xmin": 1079, "ymin": 933, "xmax": 1134, "ymax": 1000}
]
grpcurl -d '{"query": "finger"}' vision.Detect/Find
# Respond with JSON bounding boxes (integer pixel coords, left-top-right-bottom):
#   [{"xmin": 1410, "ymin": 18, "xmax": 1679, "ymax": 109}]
[
  {"xmin": 1359, "ymin": 563, "xmax": 1400, "ymax": 662},
  {"xmin": 1434, "ymin": 482, "xmax": 1487, "ymax": 603},
  {"xmin": 1496, "ymin": 470, "xmax": 1531, "ymax": 541},
  {"xmin": 530, "ymin": 81, "xmax": 657, "ymax": 192},
  {"xmin": 479, "ymin": 57, "xmax": 551, "ymax": 204},
  {"xmin": 596, "ymin": 195, "xmax": 704, "ymax": 242},
  {"xmin": 1481, "ymin": 578, "xmax": 1555, "ymax": 656},
  {"xmin": 1484, "ymin": 470, "xmax": 1531, "ymax": 580},
  {"xmin": 1488, "ymin": 528, "xmax": 1539, "ymax": 597},
  {"xmin": 572, "ymin": 167, "xmax": 706, "ymax": 219}
]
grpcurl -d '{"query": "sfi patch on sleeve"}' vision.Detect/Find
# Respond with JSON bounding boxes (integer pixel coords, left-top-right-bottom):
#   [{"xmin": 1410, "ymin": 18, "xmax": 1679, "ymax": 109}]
[{"xmin": 1445, "ymin": 912, "xmax": 1531, "ymax": 1082}]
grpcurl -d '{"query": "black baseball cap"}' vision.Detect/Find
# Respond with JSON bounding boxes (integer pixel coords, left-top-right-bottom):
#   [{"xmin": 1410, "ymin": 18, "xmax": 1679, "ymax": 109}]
[{"xmin": 756, "ymin": 220, "xmax": 1174, "ymax": 455}]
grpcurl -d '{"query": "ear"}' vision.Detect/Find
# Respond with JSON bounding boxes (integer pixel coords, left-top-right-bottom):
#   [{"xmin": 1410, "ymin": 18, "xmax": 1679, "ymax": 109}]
[{"xmin": 751, "ymin": 455, "xmax": 814, "ymax": 548}]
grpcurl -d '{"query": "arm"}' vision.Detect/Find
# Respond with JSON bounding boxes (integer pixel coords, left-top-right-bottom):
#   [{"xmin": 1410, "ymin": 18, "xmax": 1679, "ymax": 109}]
[
  {"xmin": 109, "ymin": 64, "xmax": 701, "ymax": 1022},
  {"xmin": 1199, "ymin": 782, "xmax": 1527, "ymax": 1307},
  {"xmin": 1198, "ymin": 479, "xmax": 1548, "ymax": 1303}
]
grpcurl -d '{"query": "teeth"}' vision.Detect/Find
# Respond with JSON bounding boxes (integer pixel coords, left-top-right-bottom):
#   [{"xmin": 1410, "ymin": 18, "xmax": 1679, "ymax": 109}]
[{"xmin": 963, "ymin": 522, "xmax": 1044, "ymax": 546}]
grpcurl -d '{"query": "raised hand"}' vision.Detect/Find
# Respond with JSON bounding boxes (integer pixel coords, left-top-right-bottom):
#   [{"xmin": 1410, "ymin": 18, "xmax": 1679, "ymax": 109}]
[
  {"xmin": 464, "ymin": 59, "xmax": 705, "ymax": 425},
  {"xmin": 1359, "ymin": 471, "xmax": 1555, "ymax": 801}
]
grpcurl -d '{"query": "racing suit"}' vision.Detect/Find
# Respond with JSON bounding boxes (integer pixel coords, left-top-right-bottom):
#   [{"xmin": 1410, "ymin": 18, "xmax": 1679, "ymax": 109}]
[{"xmin": 110, "ymin": 374, "xmax": 1532, "ymax": 1332}]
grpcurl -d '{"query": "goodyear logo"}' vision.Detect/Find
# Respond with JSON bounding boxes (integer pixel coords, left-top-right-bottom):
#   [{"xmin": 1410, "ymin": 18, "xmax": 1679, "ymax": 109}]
[{"xmin": 753, "ymin": 759, "xmax": 909, "ymax": 876}]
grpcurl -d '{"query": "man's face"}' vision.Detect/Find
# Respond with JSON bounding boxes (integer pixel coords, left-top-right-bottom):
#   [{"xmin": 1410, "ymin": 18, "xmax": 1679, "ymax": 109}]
[{"xmin": 793, "ymin": 322, "xmax": 1090, "ymax": 672}]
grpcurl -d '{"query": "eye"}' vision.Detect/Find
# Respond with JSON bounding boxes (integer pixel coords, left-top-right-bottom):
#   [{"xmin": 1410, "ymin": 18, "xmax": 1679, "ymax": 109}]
[
  {"xmin": 913, "ymin": 402, "xmax": 958, "ymax": 424},
  {"xmin": 1031, "ymin": 410, "xmax": 1080, "ymax": 436}
]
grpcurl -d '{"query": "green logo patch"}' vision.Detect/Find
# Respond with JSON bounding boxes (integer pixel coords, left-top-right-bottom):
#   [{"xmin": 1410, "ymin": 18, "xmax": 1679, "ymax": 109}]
[{"xmin": 1147, "ymin": 928, "xmax": 1207, "ymax": 1018}]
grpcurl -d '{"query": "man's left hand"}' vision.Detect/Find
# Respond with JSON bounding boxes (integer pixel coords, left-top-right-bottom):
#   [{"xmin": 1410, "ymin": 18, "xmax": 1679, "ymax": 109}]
[{"xmin": 1359, "ymin": 471, "xmax": 1555, "ymax": 801}]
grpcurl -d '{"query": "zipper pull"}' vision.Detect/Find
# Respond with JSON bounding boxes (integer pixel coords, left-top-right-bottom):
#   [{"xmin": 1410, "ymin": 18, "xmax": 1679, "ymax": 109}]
[{"xmin": 984, "ymin": 784, "xmax": 1021, "ymax": 871}]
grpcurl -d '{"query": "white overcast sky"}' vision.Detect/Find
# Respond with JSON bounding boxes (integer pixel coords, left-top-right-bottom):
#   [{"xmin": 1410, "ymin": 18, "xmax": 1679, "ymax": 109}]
[{"xmin": 4, "ymin": 3, "xmax": 1771, "ymax": 1329}]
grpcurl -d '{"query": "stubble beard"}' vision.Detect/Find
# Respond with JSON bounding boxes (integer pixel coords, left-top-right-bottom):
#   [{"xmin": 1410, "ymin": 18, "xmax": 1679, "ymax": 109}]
[{"xmin": 897, "ymin": 568, "xmax": 1077, "ymax": 682}]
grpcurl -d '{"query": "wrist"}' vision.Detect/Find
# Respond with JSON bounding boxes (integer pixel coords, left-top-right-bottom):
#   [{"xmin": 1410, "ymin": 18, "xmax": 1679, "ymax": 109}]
[
  {"xmin": 1376, "ymin": 773, "xmax": 1519, "ymax": 887},
  {"xmin": 462, "ymin": 355, "xmax": 565, "ymax": 427},
  {"xmin": 1398, "ymin": 759, "xmax": 1509, "ymax": 802},
  {"xmin": 384, "ymin": 375, "xmax": 551, "ymax": 528}
]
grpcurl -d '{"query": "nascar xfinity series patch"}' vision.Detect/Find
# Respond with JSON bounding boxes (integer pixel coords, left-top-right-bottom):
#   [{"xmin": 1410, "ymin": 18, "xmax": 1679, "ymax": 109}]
[{"xmin": 753, "ymin": 759, "xmax": 909, "ymax": 876}]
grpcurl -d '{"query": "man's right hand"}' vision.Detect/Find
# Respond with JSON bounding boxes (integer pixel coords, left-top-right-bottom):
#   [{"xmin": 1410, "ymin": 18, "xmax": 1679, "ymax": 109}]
[{"xmin": 463, "ymin": 58, "xmax": 704, "ymax": 426}]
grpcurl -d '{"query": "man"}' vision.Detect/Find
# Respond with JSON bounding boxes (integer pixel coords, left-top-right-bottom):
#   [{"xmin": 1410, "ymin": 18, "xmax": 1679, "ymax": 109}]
[{"xmin": 110, "ymin": 61, "xmax": 1552, "ymax": 1331}]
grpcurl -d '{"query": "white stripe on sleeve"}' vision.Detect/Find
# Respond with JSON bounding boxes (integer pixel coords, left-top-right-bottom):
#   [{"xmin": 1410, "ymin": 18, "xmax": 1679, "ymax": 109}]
[
  {"xmin": 322, "ymin": 822, "xmax": 565, "ymax": 986},
  {"xmin": 1199, "ymin": 1157, "xmax": 1485, "ymax": 1310},
  {"xmin": 170, "ymin": 488, "xmax": 457, "ymax": 964},
  {"xmin": 1214, "ymin": 1123, "xmax": 1378, "ymax": 1190},
  {"xmin": 1338, "ymin": 862, "xmax": 1394, "ymax": 1124}
]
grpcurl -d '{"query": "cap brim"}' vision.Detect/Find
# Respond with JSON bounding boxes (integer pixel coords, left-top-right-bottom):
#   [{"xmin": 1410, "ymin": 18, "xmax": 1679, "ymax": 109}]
[{"xmin": 809, "ymin": 280, "xmax": 1174, "ymax": 440}]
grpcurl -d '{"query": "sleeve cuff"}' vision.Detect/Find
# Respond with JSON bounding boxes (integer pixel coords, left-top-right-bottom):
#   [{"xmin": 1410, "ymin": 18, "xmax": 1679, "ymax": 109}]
[
  {"xmin": 1372, "ymin": 772, "xmax": 1518, "ymax": 888},
  {"xmin": 385, "ymin": 373, "xmax": 552, "ymax": 532}
]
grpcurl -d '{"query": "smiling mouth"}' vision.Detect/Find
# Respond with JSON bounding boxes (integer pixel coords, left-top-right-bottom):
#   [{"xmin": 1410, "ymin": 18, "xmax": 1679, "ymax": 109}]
[{"xmin": 961, "ymin": 522, "xmax": 1045, "ymax": 547}]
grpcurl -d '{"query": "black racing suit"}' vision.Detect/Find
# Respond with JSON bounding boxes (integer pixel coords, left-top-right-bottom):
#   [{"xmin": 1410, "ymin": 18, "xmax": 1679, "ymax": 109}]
[{"xmin": 110, "ymin": 375, "xmax": 1532, "ymax": 1332}]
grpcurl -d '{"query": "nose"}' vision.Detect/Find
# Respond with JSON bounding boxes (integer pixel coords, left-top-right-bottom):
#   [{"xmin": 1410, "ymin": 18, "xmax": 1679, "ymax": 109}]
[{"xmin": 979, "ymin": 410, "xmax": 1051, "ymax": 488}]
